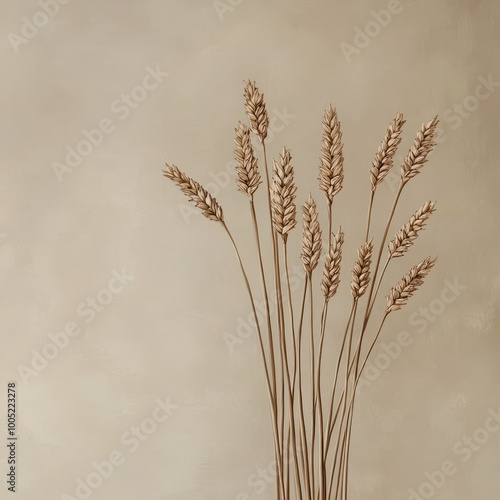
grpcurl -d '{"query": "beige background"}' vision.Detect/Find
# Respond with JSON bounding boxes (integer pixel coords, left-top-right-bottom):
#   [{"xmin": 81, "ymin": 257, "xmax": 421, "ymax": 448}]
[{"xmin": 1, "ymin": 0, "xmax": 499, "ymax": 499}]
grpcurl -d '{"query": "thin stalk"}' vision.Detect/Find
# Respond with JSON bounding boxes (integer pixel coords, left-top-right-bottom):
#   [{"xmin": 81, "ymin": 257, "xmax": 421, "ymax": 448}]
[
  {"xmin": 297, "ymin": 277, "xmax": 312, "ymax": 500},
  {"xmin": 221, "ymin": 221, "xmax": 284, "ymax": 498},
  {"xmin": 328, "ymin": 201, "xmax": 333, "ymax": 247},
  {"xmin": 249, "ymin": 199, "xmax": 278, "ymax": 405},
  {"xmin": 309, "ymin": 274, "xmax": 316, "ymax": 499},
  {"xmin": 339, "ymin": 313, "xmax": 390, "ymax": 500},
  {"xmin": 324, "ymin": 303, "xmax": 356, "ymax": 454},
  {"xmin": 365, "ymin": 189, "xmax": 375, "ymax": 242},
  {"xmin": 283, "ymin": 240, "xmax": 303, "ymax": 500},
  {"xmin": 358, "ymin": 181, "xmax": 403, "ymax": 359},
  {"xmin": 261, "ymin": 139, "xmax": 287, "ymax": 494},
  {"xmin": 367, "ymin": 258, "xmax": 390, "ymax": 319},
  {"xmin": 330, "ymin": 301, "xmax": 358, "ymax": 498},
  {"xmin": 316, "ymin": 301, "xmax": 329, "ymax": 499},
  {"xmin": 249, "ymin": 197, "xmax": 282, "ymax": 498}
]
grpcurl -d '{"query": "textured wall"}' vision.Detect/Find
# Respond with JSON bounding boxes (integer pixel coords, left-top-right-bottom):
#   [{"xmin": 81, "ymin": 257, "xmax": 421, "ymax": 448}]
[{"xmin": 1, "ymin": 1, "xmax": 499, "ymax": 499}]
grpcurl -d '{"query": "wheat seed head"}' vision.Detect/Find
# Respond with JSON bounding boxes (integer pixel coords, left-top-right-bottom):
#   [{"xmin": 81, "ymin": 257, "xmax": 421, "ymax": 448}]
[
  {"xmin": 322, "ymin": 228, "xmax": 344, "ymax": 300},
  {"xmin": 301, "ymin": 194, "xmax": 322, "ymax": 275},
  {"xmin": 370, "ymin": 112, "xmax": 406, "ymax": 189},
  {"xmin": 271, "ymin": 147, "xmax": 297, "ymax": 240},
  {"xmin": 243, "ymin": 80, "xmax": 269, "ymax": 143},
  {"xmin": 388, "ymin": 201, "xmax": 436, "ymax": 258},
  {"xmin": 351, "ymin": 239, "xmax": 373, "ymax": 299},
  {"xmin": 163, "ymin": 164, "xmax": 224, "ymax": 222},
  {"xmin": 401, "ymin": 116, "xmax": 439, "ymax": 184},
  {"xmin": 234, "ymin": 121, "xmax": 261, "ymax": 197},
  {"xmin": 319, "ymin": 104, "xmax": 344, "ymax": 205},
  {"xmin": 386, "ymin": 256, "xmax": 437, "ymax": 313}
]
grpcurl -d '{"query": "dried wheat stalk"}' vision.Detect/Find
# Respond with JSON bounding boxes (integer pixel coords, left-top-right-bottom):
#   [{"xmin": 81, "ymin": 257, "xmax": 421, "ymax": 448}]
[
  {"xmin": 234, "ymin": 121, "xmax": 261, "ymax": 197},
  {"xmin": 351, "ymin": 240, "xmax": 373, "ymax": 299},
  {"xmin": 244, "ymin": 80, "xmax": 269, "ymax": 144},
  {"xmin": 301, "ymin": 195, "xmax": 322, "ymax": 276},
  {"xmin": 163, "ymin": 164, "xmax": 224, "ymax": 222},
  {"xmin": 370, "ymin": 112, "xmax": 405, "ymax": 189},
  {"xmin": 319, "ymin": 105, "xmax": 344, "ymax": 206},
  {"xmin": 271, "ymin": 147, "xmax": 297, "ymax": 240},
  {"xmin": 321, "ymin": 230, "xmax": 344, "ymax": 301},
  {"xmin": 401, "ymin": 116, "xmax": 439, "ymax": 184},
  {"xmin": 163, "ymin": 82, "xmax": 441, "ymax": 500},
  {"xmin": 388, "ymin": 201, "xmax": 436, "ymax": 258},
  {"xmin": 386, "ymin": 256, "xmax": 437, "ymax": 312}
]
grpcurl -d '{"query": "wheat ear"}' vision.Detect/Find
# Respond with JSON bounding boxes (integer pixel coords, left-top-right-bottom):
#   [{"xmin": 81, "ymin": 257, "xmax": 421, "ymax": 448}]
[
  {"xmin": 163, "ymin": 164, "xmax": 223, "ymax": 222},
  {"xmin": 301, "ymin": 195, "xmax": 322, "ymax": 276},
  {"xmin": 386, "ymin": 256, "xmax": 437, "ymax": 313},
  {"xmin": 351, "ymin": 240, "xmax": 373, "ymax": 299},
  {"xmin": 321, "ymin": 229, "xmax": 344, "ymax": 301},
  {"xmin": 388, "ymin": 201, "xmax": 436, "ymax": 258},
  {"xmin": 370, "ymin": 112, "xmax": 406, "ymax": 189},
  {"xmin": 271, "ymin": 147, "xmax": 297, "ymax": 241},
  {"xmin": 244, "ymin": 80, "xmax": 269, "ymax": 144},
  {"xmin": 319, "ymin": 105, "xmax": 344, "ymax": 247},
  {"xmin": 234, "ymin": 121, "xmax": 261, "ymax": 197},
  {"xmin": 401, "ymin": 116, "xmax": 439, "ymax": 184}
]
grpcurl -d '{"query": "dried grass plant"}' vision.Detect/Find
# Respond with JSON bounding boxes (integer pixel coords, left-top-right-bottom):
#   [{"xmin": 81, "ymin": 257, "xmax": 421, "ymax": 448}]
[{"xmin": 163, "ymin": 81, "xmax": 439, "ymax": 500}]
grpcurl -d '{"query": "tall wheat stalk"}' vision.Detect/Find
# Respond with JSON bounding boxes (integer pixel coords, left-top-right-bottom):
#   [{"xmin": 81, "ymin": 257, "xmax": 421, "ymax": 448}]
[{"xmin": 163, "ymin": 81, "xmax": 439, "ymax": 500}]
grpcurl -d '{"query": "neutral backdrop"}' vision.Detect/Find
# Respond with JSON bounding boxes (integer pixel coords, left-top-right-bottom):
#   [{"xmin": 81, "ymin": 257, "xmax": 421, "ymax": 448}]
[{"xmin": 1, "ymin": 1, "xmax": 499, "ymax": 499}]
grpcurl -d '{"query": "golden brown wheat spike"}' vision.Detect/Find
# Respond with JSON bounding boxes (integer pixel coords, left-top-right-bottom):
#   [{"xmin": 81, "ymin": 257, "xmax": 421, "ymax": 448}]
[
  {"xmin": 386, "ymin": 256, "xmax": 437, "ymax": 312},
  {"xmin": 388, "ymin": 201, "xmax": 436, "ymax": 258},
  {"xmin": 163, "ymin": 164, "xmax": 224, "ymax": 222},
  {"xmin": 271, "ymin": 148, "xmax": 297, "ymax": 240},
  {"xmin": 351, "ymin": 240, "xmax": 373, "ymax": 299},
  {"xmin": 400, "ymin": 116, "xmax": 439, "ymax": 184},
  {"xmin": 243, "ymin": 80, "xmax": 269, "ymax": 143},
  {"xmin": 370, "ymin": 112, "xmax": 406, "ymax": 189},
  {"xmin": 322, "ymin": 229, "xmax": 344, "ymax": 300},
  {"xmin": 234, "ymin": 121, "xmax": 261, "ymax": 196},
  {"xmin": 319, "ymin": 105, "xmax": 344, "ymax": 205},
  {"xmin": 301, "ymin": 194, "xmax": 322, "ymax": 275}
]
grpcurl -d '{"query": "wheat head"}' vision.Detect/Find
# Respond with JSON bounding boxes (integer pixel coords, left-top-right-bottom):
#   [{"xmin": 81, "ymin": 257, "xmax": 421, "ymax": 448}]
[
  {"xmin": 386, "ymin": 256, "xmax": 437, "ymax": 312},
  {"xmin": 271, "ymin": 148, "xmax": 297, "ymax": 240},
  {"xmin": 322, "ymin": 228, "xmax": 344, "ymax": 300},
  {"xmin": 244, "ymin": 80, "xmax": 269, "ymax": 143},
  {"xmin": 351, "ymin": 240, "xmax": 373, "ymax": 299},
  {"xmin": 319, "ymin": 105, "xmax": 344, "ymax": 205},
  {"xmin": 370, "ymin": 112, "xmax": 406, "ymax": 189},
  {"xmin": 234, "ymin": 121, "xmax": 261, "ymax": 197},
  {"xmin": 401, "ymin": 116, "xmax": 439, "ymax": 184},
  {"xmin": 163, "ymin": 164, "xmax": 224, "ymax": 222},
  {"xmin": 388, "ymin": 201, "xmax": 436, "ymax": 258},
  {"xmin": 301, "ymin": 194, "xmax": 322, "ymax": 275}
]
